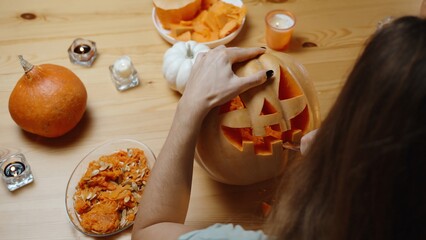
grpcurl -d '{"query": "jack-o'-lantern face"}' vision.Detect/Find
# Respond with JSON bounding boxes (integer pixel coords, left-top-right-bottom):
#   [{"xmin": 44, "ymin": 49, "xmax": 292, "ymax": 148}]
[{"xmin": 195, "ymin": 52, "xmax": 319, "ymax": 185}]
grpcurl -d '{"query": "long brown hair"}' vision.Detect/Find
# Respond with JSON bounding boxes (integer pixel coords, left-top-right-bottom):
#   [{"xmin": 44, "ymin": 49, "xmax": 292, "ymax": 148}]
[{"xmin": 265, "ymin": 16, "xmax": 426, "ymax": 240}]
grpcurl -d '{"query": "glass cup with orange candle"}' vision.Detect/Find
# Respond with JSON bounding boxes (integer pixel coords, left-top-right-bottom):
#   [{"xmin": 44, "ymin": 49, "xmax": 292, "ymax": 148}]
[{"xmin": 265, "ymin": 10, "xmax": 296, "ymax": 51}]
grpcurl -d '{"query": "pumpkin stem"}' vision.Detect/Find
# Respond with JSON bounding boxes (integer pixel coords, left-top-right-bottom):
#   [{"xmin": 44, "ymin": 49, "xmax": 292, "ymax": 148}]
[
  {"xmin": 18, "ymin": 55, "xmax": 34, "ymax": 73},
  {"xmin": 186, "ymin": 45, "xmax": 193, "ymax": 59}
]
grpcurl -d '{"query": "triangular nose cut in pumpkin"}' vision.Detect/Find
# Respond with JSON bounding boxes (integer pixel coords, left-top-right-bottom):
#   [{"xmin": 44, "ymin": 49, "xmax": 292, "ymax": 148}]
[{"xmin": 195, "ymin": 52, "xmax": 320, "ymax": 185}]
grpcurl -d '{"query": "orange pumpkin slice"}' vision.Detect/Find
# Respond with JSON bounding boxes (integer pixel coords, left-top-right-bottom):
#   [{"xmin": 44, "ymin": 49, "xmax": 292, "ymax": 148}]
[
  {"xmin": 153, "ymin": 0, "xmax": 202, "ymax": 30},
  {"xmin": 167, "ymin": 0, "xmax": 246, "ymax": 42}
]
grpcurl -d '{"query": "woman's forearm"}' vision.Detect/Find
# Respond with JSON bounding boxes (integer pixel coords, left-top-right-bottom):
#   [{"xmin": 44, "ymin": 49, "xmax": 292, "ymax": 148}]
[
  {"xmin": 132, "ymin": 99, "xmax": 207, "ymax": 239},
  {"xmin": 131, "ymin": 46, "xmax": 268, "ymax": 240}
]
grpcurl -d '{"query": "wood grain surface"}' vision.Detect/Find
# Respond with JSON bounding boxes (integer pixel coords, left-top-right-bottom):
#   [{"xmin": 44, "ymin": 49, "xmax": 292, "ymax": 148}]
[{"xmin": 0, "ymin": 0, "xmax": 422, "ymax": 239}]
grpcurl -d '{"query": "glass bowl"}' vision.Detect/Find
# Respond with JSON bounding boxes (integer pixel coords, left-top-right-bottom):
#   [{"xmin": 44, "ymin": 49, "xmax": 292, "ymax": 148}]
[
  {"xmin": 152, "ymin": 0, "xmax": 246, "ymax": 48},
  {"xmin": 65, "ymin": 139, "xmax": 156, "ymax": 237}
]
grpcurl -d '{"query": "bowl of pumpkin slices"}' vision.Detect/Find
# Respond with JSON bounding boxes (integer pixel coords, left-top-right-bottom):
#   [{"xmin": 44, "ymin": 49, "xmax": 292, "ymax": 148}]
[
  {"xmin": 65, "ymin": 139, "xmax": 156, "ymax": 237},
  {"xmin": 152, "ymin": 0, "xmax": 246, "ymax": 48}
]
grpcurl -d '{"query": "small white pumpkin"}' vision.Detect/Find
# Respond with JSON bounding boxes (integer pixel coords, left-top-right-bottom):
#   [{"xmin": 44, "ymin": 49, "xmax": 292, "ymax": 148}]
[{"xmin": 162, "ymin": 41, "xmax": 210, "ymax": 94}]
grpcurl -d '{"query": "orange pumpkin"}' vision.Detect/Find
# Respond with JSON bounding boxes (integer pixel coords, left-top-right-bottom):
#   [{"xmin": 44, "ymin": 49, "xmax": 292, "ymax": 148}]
[
  {"xmin": 195, "ymin": 52, "xmax": 320, "ymax": 185},
  {"xmin": 8, "ymin": 56, "xmax": 87, "ymax": 138}
]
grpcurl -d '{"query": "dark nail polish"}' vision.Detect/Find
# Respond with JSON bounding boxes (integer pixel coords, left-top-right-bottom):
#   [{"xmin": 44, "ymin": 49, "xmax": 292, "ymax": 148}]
[{"xmin": 266, "ymin": 70, "xmax": 274, "ymax": 78}]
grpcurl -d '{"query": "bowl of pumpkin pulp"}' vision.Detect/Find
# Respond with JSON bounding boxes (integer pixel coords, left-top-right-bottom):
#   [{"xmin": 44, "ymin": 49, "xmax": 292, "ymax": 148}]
[
  {"xmin": 152, "ymin": 0, "xmax": 246, "ymax": 48},
  {"xmin": 65, "ymin": 139, "xmax": 156, "ymax": 237}
]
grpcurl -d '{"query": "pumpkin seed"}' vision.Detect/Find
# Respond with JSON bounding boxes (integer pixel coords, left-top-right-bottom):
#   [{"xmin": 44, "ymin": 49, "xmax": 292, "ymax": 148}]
[
  {"xmin": 89, "ymin": 193, "xmax": 96, "ymax": 200},
  {"xmin": 120, "ymin": 218, "xmax": 127, "ymax": 228},
  {"xmin": 122, "ymin": 165, "xmax": 131, "ymax": 172},
  {"xmin": 99, "ymin": 161, "xmax": 109, "ymax": 171},
  {"xmin": 121, "ymin": 179, "xmax": 130, "ymax": 186},
  {"xmin": 132, "ymin": 206, "xmax": 138, "ymax": 214},
  {"xmin": 131, "ymin": 182, "xmax": 139, "ymax": 191},
  {"xmin": 132, "ymin": 192, "xmax": 142, "ymax": 201},
  {"xmin": 120, "ymin": 209, "xmax": 128, "ymax": 227},
  {"xmin": 91, "ymin": 169, "xmax": 99, "ymax": 176},
  {"xmin": 86, "ymin": 192, "xmax": 92, "ymax": 200},
  {"xmin": 127, "ymin": 149, "xmax": 133, "ymax": 157}
]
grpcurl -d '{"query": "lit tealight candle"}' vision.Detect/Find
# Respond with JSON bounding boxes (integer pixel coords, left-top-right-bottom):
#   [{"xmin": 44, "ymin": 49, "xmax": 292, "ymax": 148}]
[
  {"xmin": 67, "ymin": 38, "xmax": 98, "ymax": 67},
  {"xmin": 0, "ymin": 152, "xmax": 34, "ymax": 191},
  {"xmin": 73, "ymin": 44, "xmax": 91, "ymax": 54},
  {"xmin": 271, "ymin": 13, "xmax": 295, "ymax": 29},
  {"xmin": 4, "ymin": 162, "xmax": 25, "ymax": 177},
  {"xmin": 265, "ymin": 10, "xmax": 296, "ymax": 51}
]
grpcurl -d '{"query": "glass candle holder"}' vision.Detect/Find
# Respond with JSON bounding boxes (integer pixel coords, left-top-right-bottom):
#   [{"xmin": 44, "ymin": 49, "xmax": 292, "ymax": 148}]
[
  {"xmin": 265, "ymin": 10, "xmax": 296, "ymax": 51},
  {"xmin": 68, "ymin": 38, "xmax": 98, "ymax": 67},
  {"xmin": 109, "ymin": 56, "xmax": 140, "ymax": 91},
  {"xmin": 0, "ymin": 148, "xmax": 34, "ymax": 191}
]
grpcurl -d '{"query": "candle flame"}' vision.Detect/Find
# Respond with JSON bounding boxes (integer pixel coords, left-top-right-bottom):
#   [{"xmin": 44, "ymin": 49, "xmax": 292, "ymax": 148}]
[{"xmin": 10, "ymin": 166, "xmax": 18, "ymax": 177}]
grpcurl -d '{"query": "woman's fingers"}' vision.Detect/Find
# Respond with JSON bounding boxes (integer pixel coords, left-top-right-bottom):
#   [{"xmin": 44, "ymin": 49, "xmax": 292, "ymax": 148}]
[
  {"xmin": 183, "ymin": 46, "xmax": 272, "ymax": 113},
  {"xmin": 236, "ymin": 69, "xmax": 273, "ymax": 94},
  {"xmin": 300, "ymin": 129, "xmax": 318, "ymax": 155},
  {"xmin": 226, "ymin": 46, "xmax": 266, "ymax": 63},
  {"xmin": 193, "ymin": 51, "xmax": 207, "ymax": 65},
  {"xmin": 193, "ymin": 46, "xmax": 266, "ymax": 70}
]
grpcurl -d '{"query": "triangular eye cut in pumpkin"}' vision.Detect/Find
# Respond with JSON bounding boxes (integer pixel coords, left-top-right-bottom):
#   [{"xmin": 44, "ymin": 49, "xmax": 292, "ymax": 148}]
[
  {"xmin": 196, "ymin": 52, "xmax": 320, "ymax": 185},
  {"xmin": 279, "ymin": 65, "xmax": 303, "ymax": 100}
]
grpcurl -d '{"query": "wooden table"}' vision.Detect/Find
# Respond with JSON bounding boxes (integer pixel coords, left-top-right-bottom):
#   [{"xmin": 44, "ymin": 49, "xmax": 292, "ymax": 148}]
[{"xmin": 0, "ymin": 0, "xmax": 421, "ymax": 239}]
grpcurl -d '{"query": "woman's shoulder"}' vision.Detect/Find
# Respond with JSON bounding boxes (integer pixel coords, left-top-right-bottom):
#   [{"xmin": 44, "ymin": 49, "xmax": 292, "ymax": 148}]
[{"xmin": 178, "ymin": 223, "xmax": 269, "ymax": 240}]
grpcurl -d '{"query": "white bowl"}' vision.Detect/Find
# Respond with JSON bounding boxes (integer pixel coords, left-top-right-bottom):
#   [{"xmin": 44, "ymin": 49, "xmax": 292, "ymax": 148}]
[
  {"xmin": 65, "ymin": 139, "xmax": 156, "ymax": 237},
  {"xmin": 152, "ymin": 0, "xmax": 246, "ymax": 48}
]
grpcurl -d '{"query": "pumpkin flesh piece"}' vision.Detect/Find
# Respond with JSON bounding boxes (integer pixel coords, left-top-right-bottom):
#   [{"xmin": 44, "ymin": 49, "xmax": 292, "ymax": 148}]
[
  {"xmin": 154, "ymin": 0, "xmax": 202, "ymax": 30},
  {"xmin": 165, "ymin": 0, "xmax": 246, "ymax": 42}
]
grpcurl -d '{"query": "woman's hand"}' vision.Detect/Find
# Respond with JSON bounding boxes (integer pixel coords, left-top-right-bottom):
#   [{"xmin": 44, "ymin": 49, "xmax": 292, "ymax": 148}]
[
  {"xmin": 132, "ymin": 46, "xmax": 270, "ymax": 240},
  {"xmin": 179, "ymin": 46, "xmax": 271, "ymax": 120},
  {"xmin": 300, "ymin": 129, "xmax": 318, "ymax": 155}
]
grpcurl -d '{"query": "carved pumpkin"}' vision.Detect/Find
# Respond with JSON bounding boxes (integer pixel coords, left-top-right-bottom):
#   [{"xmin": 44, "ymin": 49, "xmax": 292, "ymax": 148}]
[{"xmin": 195, "ymin": 52, "xmax": 320, "ymax": 185}]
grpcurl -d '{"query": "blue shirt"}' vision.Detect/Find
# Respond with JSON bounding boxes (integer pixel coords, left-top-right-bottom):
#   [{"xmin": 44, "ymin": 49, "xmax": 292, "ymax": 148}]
[{"xmin": 178, "ymin": 224, "xmax": 269, "ymax": 240}]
